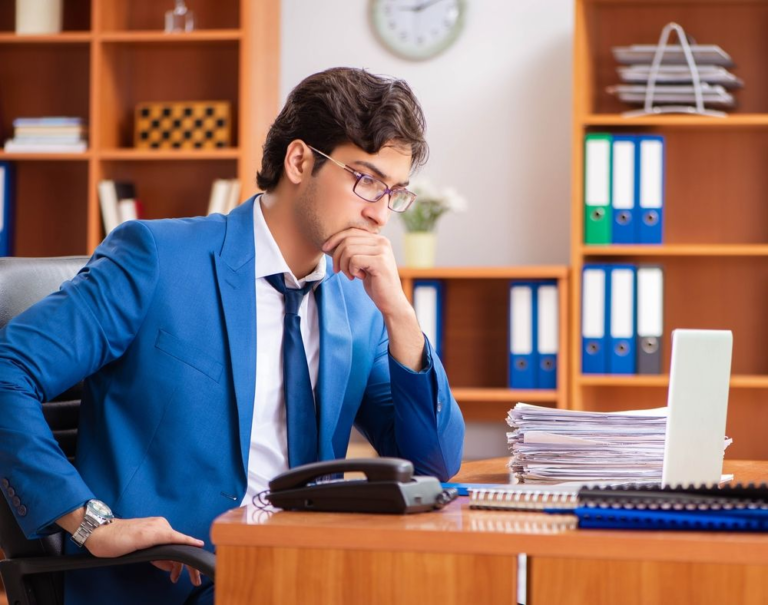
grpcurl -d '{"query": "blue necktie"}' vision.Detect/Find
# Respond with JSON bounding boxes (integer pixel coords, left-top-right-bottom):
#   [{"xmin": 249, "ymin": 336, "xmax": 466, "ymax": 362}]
[{"xmin": 265, "ymin": 273, "xmax": 318, "ymax": 468}]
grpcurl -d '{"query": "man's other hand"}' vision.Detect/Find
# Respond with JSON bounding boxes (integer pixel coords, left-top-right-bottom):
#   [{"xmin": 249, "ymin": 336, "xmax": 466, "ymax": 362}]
[
  {"xmin": 58, "ymin": 509, "xmax": 205, "ymax": 586},
  {"xmin": 87, "ymin": 517, "xmax": 205, "ymax": 586}
]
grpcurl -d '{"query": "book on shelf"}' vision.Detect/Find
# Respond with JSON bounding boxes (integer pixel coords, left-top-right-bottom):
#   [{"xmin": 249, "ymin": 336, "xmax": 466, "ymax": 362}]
[
  {"xmin": 508, "ymin": 280, "xmax": 559, "ymax": 390},
  {"xmin": 98, "ymin": 180, "xmax": 141, "ymax": 236},
  {"xmin": 12, "ymin": 117, "xmax": 84, "ymax": 127},
  {"xmin": 581, "ymin": 263, "xmax": 665, "ymax": 375},
  {"xmin": 583, "ymin": 133, "xmax": 665, "ymax": 246},
  {"xmin": 117, "ymin": 199, "xmax": 139, "ymax": 223},
  {"xmin": 206, "ymin": 178, "xmax": 242, "ymax": 216},
  {"xmin": 0, "ymin": 161, "xmax": 14, "ymax": 257},
  {"xmin": 4, "ymin": 140, "xmax": 87, "ymax": 153},
  {"xmin": 224, "ymin": 179, "xmax": 242, "ymax": 213},
  {"xmin": 6, "ymin": 116, "xmax": 88, "ymax": 153}
]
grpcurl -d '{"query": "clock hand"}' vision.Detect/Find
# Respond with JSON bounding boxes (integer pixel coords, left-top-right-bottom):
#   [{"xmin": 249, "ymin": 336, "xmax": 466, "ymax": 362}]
[
  {"xmin": 413, "ymin": 0, "xmax": 448, "ymax": 12},
  {"xmin": 397, "ymin": 0, "xmax": 447, "ymax": 11}
]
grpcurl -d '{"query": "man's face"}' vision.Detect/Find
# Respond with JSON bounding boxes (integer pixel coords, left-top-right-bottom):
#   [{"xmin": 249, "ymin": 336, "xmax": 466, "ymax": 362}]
[{"xmin": 294, "ymin": 142, "xmax": 413, "ymax": 250}]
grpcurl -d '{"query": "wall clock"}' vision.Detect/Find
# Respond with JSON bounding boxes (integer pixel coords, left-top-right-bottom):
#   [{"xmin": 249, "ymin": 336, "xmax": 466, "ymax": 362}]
[{"xmin": 370, "ymin": 0, "xmax": 467, "ymax": 61}]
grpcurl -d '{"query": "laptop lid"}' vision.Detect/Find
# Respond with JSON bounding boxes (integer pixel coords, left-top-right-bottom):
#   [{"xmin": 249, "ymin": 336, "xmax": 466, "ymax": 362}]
[{"xmin": 662, "ymin": 329, "xmax": 733, "ymax": 486}]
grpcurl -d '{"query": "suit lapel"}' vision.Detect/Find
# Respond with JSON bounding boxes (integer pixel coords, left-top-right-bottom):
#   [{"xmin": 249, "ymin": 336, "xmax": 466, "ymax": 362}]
[
  {"xmin": 316, "ymin": 258, "xmax": 352, "ymax": 460},
  {"xmin": 214, "ymin": 197, "xmax": 257, "ymax": 474}
]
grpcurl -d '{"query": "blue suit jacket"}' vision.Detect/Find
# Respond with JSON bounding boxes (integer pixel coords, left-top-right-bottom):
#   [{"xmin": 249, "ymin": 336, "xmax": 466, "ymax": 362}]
[{"xmin": 0, "ymin": 197, "xmax": 464, "ymax": 604}]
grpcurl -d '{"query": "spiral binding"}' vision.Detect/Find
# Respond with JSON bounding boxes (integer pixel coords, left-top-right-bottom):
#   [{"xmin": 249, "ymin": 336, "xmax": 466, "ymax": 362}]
[
  {"xmin": 468, "ymin": 483, "xmax": 768, "ymax": 513},
  {"xmin": 470, "ymin": 514, "xmax": 577, "ymax": 534},
  {"xmin": 468, "ymin": 488, "xmax": 580, "ymax": 511}
]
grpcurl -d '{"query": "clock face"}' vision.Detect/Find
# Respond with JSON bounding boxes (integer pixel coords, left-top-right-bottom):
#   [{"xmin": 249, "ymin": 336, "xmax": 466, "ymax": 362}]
[{"xmin": 370, "ymin": 0, "xmax": 466, "ymax": 61}]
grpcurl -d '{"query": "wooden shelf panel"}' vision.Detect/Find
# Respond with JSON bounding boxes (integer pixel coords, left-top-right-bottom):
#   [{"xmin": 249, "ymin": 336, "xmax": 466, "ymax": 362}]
[
  {"xmin": 452, "ymin": 388, "xmax": 559, "ymax": 403},
  {"xmin": 97, "ymin": 42, "xmax": 239, "ymax": 149},
  {"xmin": 99, "ymin": 159, "xmax": 239, "ymax": 225},
  {"xmin": 575, "ymin": 257, "xmax": 768, "ymax": 376},
  {"xmin": 576, "ymin": 130, "xmax": 768, "ymax": 246},
  {"xmin": 0, "ymin": 152, "xmax": 91, "ymax": 161},
  {"xmin": 0, "ymin": 45, "xmax": 90, "ymax": 137},
  {"xmin": 11, "ymin": 162, "xmax": 89, "ymax": 257},
  {"xmin": 98, "ymin": 149, "xmax": 239, "ymax": 161},
  {"xmin": 399, "ymin": 266, "xmax": 569, "ymax": 280},
  {"xmin": 581, "ymin": 245, "xmax": 768, "ymax": 257},
  {"xmin": 578, "ymin": 375, "xmax": 768, "ymax": 389},
  {"xmin": 99, "ymin": 0, "xmax": 240, "ymax": 32},
  {"xmin": 99, "ymin": 30, "xmax": 243, "ymax": 43},
  {"xmin": 0, "ymin": 0, "xmax": 91, "ymax": 33},
  {"xmin": 582, "ymin": 114, "xmax": 768, "ymax": 128},
  {"xmin": 0, "ymin": 33, "xmax": 92, "ymax": 44},
  {"xmin": 584, "ymin": 3, "xmax": 768, "ymax": 114},
  {"xmin": 455, "ymin": 399, "xmax": 553, "ymax": 422}
]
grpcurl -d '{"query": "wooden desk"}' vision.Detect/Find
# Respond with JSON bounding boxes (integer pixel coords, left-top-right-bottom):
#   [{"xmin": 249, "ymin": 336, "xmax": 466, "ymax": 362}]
[{"xmin": 212, "ymin": 460, "xmax": 768, "ymax": 605}]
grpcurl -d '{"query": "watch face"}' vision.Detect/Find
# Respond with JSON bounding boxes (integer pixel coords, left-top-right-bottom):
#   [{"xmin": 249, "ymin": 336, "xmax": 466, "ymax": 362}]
[
  {"xmin": 89, "ymin": 499, "xmax": 113, "ymax": 519},
  {"xmin": 370, "ymin": 0, "xmax": 466, "ymax": 61}
]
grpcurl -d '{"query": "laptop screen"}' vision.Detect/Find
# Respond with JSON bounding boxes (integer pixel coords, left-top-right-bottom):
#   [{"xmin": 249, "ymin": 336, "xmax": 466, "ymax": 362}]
[{"xmin": 662, "ymin": 329, "xmax": 733, "ymax": 486}]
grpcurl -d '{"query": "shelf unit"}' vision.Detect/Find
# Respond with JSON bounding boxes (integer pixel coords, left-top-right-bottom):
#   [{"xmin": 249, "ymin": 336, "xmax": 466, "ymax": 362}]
[
  {"xmin": 0, "ymin": 0, "xmax": 280, "ymax": 257},
  {"xmin": 399, "ymin": 266, "xmax": 569, "ymax": 422},
  {"xmin": 571, "ymin": 0, "xmax": 768, "ymax": 460}
]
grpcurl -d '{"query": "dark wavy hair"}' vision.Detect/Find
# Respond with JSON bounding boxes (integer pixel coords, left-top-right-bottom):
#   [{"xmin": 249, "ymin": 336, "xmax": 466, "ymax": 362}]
[{"xmin": 256, "ymin": 67, "xmax": 428, "ymax": 191}]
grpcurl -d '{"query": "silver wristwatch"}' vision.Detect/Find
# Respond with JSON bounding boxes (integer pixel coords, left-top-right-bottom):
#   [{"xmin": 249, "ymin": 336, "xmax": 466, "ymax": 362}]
[{"xmin": 71, "ymin": 499, "xmax": 115, "ymax": 548}]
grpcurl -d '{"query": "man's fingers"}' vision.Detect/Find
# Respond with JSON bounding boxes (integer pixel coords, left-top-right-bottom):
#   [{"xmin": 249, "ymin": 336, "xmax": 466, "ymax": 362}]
[
  {"xmin": 335, "ymin": 244, "xmax": 380, "ymax": 279},
  {"xmin": 151, "ymin": 560, "xmax": 174, "ymax": 572},
  {"xmin": 152, "ymin": 561, "xmax": 203, "ymax": 586},
  {"xmin": 170, "ymin": 562, "xmax": 182, "ymax": 583},
  {"xmin": 167, "ymin": 528, "xmax": 205, "ymax": 548},
  {"xmin": 349, "ymin": 255, "xmax": 378, "ymax": 281},
  {"xmin": 323, "ymin": 229, "xmax": 373, "ymax": 252}
]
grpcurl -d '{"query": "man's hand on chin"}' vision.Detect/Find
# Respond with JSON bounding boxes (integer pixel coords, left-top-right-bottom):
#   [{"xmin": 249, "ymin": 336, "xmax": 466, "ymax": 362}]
[
  {"xmin": 322, "ymin": 228, "xmax": 425, "ymax": 371},
  {"xmin": 322, "ymin": 227, "xmax": 409, "ymax": 315}
]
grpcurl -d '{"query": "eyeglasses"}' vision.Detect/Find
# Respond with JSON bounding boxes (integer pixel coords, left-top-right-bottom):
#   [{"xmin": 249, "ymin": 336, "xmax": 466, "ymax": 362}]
[{"xmin": 308, "ymin": 145, "xmax": 417, "ymax": 213}]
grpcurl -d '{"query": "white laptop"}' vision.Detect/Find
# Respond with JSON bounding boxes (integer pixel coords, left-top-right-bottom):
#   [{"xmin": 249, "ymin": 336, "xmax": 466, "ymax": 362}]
[{"xmin": 662, "ymin": 329, "xmax": 733, "ymax": 486}]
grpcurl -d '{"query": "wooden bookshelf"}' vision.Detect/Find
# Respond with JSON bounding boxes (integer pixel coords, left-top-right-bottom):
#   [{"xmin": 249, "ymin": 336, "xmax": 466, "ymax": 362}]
[
  {"xmin": 571, "ymin": 0, "xmax": 768, "ymax": 459},
  {"xmin": 0, "ymin": 0, "xmax": 280, "ymax": 257},
  {"xmin": 399, "ymin": 267, "xmax": 569, "ymax": 422}
]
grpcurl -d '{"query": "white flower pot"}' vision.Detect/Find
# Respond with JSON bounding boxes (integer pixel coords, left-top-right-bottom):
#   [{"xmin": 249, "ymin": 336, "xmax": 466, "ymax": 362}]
[
  {"xmin": 16, "ymin": 0, "xmax": 63, "ymax": 35},
  {"xmin": 404, "ymin": 232, "xmax": 437, "ymax": 268}
]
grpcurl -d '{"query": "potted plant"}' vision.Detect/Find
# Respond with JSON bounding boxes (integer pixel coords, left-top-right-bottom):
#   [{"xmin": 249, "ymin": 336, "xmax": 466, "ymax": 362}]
[{"xmin": 400, "ymin": 177, "xmax": 467, "ymax": 267}]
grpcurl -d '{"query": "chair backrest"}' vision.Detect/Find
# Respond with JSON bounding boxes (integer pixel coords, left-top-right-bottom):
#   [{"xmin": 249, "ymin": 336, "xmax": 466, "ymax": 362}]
[{"xmin": 0, "ymin": 256, "xmax": 88, "ymax": 560}]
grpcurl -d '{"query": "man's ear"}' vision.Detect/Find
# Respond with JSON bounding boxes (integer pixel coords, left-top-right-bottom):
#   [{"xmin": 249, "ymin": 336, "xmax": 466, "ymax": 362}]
[{"xmin": 283, "ymin": 140, "xmax": 313, "ymax": 185}]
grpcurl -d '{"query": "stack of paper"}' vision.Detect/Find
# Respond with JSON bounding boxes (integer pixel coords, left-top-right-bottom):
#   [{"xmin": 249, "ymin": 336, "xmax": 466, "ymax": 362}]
[
  {"xmin": 608, "ymin": 43, "xmax": 742, "ymax": 109},
  {"xmin": 506, "ymin": 403, "xmax": 732, "ymax": 484}
]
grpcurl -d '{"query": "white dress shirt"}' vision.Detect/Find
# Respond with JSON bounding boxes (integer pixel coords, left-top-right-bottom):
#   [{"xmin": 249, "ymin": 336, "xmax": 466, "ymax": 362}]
[{"xmin": 242, "ymin": 197, "xmax": 326, "ymax": 505}]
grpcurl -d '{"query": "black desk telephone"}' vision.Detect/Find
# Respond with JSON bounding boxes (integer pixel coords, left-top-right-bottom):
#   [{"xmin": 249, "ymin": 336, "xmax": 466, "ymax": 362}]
[{"xmin": 265, "ymin": 458, "xmax": 458, "ymax": 514}]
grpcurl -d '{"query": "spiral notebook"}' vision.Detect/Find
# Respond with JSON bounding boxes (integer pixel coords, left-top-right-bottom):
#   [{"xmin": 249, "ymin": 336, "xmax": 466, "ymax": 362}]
[{"xmin": 469, "ymin": 483, "xmax": 768, "ymax": 531}]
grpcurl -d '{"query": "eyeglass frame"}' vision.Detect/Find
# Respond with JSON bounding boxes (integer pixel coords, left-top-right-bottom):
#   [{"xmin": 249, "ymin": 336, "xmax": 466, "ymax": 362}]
[{"xmin": 307, "ymin": 145, "xmax": 417, "ymax": 213}]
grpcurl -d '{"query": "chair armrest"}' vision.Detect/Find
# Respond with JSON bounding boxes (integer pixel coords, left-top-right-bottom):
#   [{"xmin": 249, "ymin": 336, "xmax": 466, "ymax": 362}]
[{"xmin": 8, "ymin": 544, "xmax": 216, "ymax": 581}]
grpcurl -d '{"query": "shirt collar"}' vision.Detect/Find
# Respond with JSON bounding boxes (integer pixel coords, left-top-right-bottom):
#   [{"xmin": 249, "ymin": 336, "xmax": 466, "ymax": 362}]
[{"xmin": 253, "ymin": 195, "xmax": 326, "ymax": 289}]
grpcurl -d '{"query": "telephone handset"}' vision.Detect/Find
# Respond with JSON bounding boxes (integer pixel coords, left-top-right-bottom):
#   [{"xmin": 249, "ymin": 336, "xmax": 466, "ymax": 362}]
[{"xmin": 265, "ymin": 458, "xmax": 458, "ymax": 514}]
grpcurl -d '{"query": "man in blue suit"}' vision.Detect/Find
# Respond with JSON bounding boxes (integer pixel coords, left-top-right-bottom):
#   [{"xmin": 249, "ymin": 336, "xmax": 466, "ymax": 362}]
[{"xmin": 0, "ymin": 67, "xmax": 464, "ymax": 604}]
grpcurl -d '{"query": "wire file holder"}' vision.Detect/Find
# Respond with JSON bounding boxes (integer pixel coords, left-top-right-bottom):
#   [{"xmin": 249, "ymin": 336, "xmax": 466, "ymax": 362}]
[{"xmin": 623, "ymin": 22, "xmax": 727, "ymax": 118}]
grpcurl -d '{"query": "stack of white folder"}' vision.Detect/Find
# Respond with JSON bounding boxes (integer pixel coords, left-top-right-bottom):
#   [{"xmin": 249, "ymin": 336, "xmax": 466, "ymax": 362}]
[{"xmin": 506, "ymin": 403, "xmax": 732, "ymax": 484}]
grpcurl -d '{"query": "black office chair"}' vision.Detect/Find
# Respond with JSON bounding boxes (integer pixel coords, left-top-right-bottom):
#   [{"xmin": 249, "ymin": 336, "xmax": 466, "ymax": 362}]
[{"xmin": 0, "ymin": 256, "xmax": 215, "ymax": 605}]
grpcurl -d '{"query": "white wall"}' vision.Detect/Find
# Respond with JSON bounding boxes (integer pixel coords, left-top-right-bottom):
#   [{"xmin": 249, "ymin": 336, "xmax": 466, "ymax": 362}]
[
  {"xmin": 280, "ymin": 0, "xmax": 574, "ymax": 267},
  {"xmin": 281, "ymin": 0, "xmax": 575, "ymax": 458}
]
